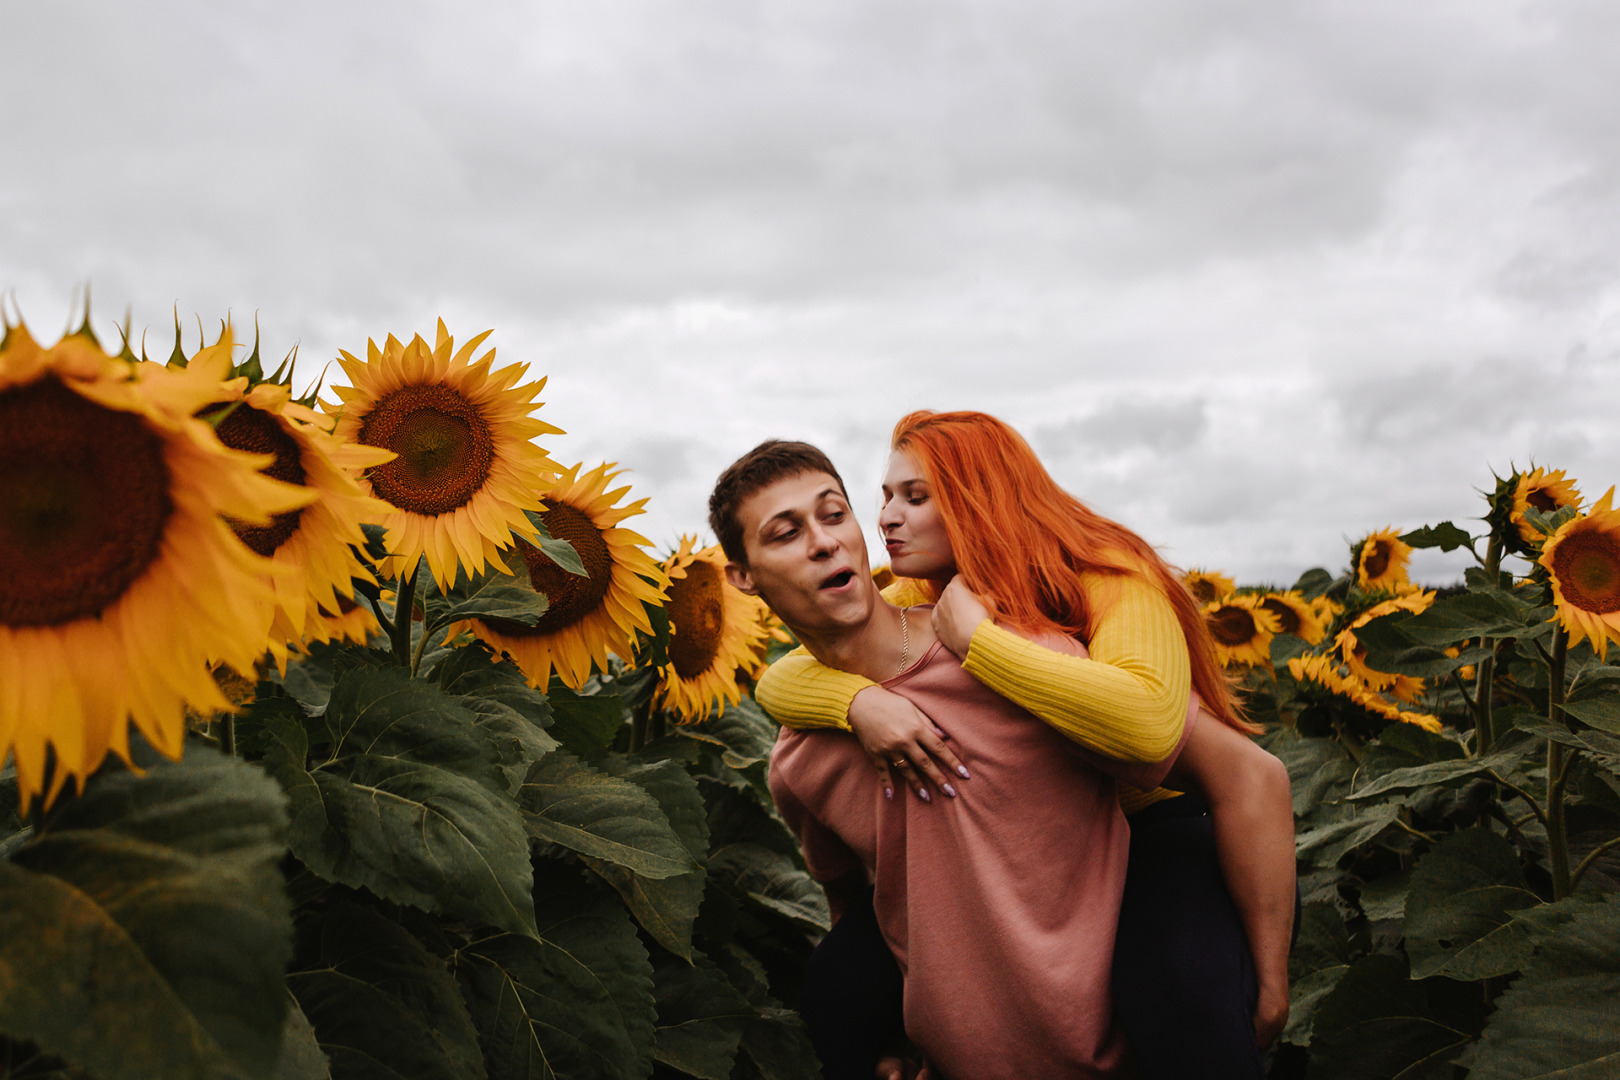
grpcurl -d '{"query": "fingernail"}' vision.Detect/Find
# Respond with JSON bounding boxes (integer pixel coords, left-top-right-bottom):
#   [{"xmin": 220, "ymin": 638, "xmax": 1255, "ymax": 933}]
[
  {"xmin": 884, "ymin": 787, "xmax": 893, "ymax": 801},
  {"xmin": 942, "ymin": 783, "xmax": 956, "ymax": 798},
  {"xmin": 957, "ymin": 766, "xmax": 971, "ymax": 779},
  {"xmin": 918, "ymin": 788, "xmax": 931, "ymax": 803}
]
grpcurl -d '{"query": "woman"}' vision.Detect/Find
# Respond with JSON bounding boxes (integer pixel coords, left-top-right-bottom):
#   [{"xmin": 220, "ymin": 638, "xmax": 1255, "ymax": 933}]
[{"xmin": 756, "ymin": 410, "xmax": 1295, "ymax": 1080}]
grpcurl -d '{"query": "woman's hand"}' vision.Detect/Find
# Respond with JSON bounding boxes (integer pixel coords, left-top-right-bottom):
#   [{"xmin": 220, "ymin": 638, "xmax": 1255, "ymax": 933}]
[
  {"xmin": 931, "ymin": 577, "xmax": 993, "ymax": 658},
  {"xmin": 848, "ymin": 685, "xmax": 969, "ymax": 803}
]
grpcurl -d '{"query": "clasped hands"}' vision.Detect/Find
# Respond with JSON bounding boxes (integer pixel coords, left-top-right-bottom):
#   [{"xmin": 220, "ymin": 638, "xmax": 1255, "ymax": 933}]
[{"xmin": 848, "ymin": 578, "xmax": 993, "ymax": 802}]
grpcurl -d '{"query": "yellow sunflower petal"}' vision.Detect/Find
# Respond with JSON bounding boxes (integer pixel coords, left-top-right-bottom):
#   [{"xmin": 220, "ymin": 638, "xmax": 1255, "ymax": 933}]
[
  {"xmin": 1512, "ymin": 467, "xmax": 1583, "ymax": 546},
  {"xmin": 468, "ymin": 463, "xmax": 667, "ymax": 691},
  {"xmin": 325, "ymin": 323, "xmax": 562, "ymax": 588},
  {"xmin": 1204, "ymin": 594, "xmax": 1281, "ymax": 668},
  {"xmin": 655, "ymin": 536, "xmax": 772, "ymax": 721},
  {"xmin": 1355, "ymin": 527, "xmax": 1413, "ymax": 593},
  {"xmin": 1182, "ymin": 568, "xmax": 1236, "ymax": 607},
  {"xmin": 1, "ymin": 320, "xmax": 291, "ymax": 808},
  {"xmin": 1540, "ymin": 489, "xmax": 1620, "ymax": 658}
]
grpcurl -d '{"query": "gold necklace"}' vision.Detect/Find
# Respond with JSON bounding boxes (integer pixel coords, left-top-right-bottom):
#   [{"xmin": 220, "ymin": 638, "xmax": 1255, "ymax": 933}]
[{"xmin": 897, "ymin": 606, "xmax": 910, "ymax": 675}]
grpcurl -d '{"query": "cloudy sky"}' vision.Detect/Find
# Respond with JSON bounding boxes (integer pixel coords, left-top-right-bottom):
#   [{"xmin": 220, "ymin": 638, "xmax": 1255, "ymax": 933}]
[{"xmin": 7, "ymin": 0, "xmax": 1618, "ymax": 584}]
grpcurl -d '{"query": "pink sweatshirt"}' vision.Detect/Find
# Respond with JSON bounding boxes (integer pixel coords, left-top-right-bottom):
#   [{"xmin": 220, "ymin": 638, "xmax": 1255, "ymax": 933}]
[{"xmin": 770, "ymin": 631, "xmax": 1194, "ymax": 1080}]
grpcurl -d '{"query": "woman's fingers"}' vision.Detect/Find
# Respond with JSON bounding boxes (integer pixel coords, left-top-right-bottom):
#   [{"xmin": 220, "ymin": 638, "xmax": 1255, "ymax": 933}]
[{"xmin": 917, "ymin": 726, "xmax": 969, "ymax": 783}]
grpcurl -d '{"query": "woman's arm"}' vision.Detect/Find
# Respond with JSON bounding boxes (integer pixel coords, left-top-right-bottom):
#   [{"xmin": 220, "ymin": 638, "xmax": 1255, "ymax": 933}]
[
  {"xmin": 934, "ymin": 573, "xmax": 1191, "ymax": 764},
  {"xmin": 1167, "ymin": 717, "xmax": 1296, "ymax": 1047}
]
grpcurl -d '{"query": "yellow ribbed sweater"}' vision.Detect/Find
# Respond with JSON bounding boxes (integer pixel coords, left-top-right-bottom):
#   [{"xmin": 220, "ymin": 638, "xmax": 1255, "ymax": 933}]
[{"xmin": 753, "ymin": 575, "xmax": 1190, "ymax": 813}]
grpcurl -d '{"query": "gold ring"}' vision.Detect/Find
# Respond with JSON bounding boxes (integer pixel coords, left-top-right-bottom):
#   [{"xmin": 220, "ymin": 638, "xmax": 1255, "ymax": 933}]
[{"xmin": 891, "ymin": 758, "xmax": 908, "ymax": 768}]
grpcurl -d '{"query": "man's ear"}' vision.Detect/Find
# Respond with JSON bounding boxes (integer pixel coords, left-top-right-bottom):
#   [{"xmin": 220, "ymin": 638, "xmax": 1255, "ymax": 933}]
[{"xmin": 725, "ymin": 560, "xmax": 760, "ymax": 596}]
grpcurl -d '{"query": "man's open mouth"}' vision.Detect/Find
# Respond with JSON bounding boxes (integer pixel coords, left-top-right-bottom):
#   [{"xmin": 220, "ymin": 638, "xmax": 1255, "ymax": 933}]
[{"xmin": 820, "ymin": 569, "xmax": 855, "ymax": 590}]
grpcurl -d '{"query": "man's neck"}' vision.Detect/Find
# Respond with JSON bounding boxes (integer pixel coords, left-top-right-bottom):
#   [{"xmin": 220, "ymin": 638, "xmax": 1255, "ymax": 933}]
[{"xmin": 793, "ymin": 600, "xmax": 910, "ymax": 684}]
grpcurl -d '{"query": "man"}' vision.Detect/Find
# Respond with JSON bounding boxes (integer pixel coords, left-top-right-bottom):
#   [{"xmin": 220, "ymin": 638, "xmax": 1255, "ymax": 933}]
[{"xmin": 710, "ymin": 440, "xmax": 1190, "ymax": 1080}]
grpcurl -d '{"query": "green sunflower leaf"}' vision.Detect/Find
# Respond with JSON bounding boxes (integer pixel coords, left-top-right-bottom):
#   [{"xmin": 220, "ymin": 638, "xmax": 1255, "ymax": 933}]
[
  {"xmin": 584, "ymin": 754, "xmax": 710, "ymax": 959},
  {"xmin": 649, "ymin": 952, "xmax": 752, "ymax": 1080},
  {"xmin": 517, "ymin": 750, "xmax": 698, "ymax": 879},
  {"xmin": 262, "ymin": 666, "xmax": 537, "ymax": 938},
  {"xmin": 0, "ymin": 749, "xmax": 291, "ymax": 1080},
  {"xmin": 1400, "ymin": 522, "xmax": 1475, "ymax": 553},
  {"xmin": 288, "ymin": 903, "xmax": 483, "ymax": 1080},
  {"xmin": 1404, "ymin": 829, "xmax": 1543, "ymax": 980},
  {"xmin": 455, "ymin": 865, "xmax": 655, "ymax": 1080},
  {"xmin": 707, "ymin": 843, "xmax": 830, "ymax": 932},
  {"xmin": 524, "ymin": 511, "xmax": 588, "ymax": 578},
  {"xmin": 1305, "ymin": 954, "xmax": 1482, "ymax": 1080},
  {"xmin": 425, "ymin": 555, "xmax": 552, "ymax": 635}
]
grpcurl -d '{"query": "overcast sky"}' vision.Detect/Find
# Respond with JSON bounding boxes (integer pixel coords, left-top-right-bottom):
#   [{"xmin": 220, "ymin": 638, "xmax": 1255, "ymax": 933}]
[{"xmin": 7, "ymin": 0, "xmax": 1618, "ymax": 584}]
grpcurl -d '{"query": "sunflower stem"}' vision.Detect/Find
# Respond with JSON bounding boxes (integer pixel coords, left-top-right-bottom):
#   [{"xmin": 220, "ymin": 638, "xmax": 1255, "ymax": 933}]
[
  {"xmin": 1471, "ymin": 534, "xmax": 1503, "ymax": 755},
  {"xmin": 389, "ymin": 572, "xmax": 417, "ymax": 664},
  {"xmin": 1545, "ymin": 626, "xmax": 1572, "ymax": 899},
  {"xmin": 629, "ymin": 700, "xmax": 651, "ymax": 753},
  {"xmin": 410, "ymin": 623, "xmax": 435, "ymax": 678},
  {"xmin": 1570, "ymin": 834, "xmax": 1620, "ymax": 893},
  {"xmin": 221, "ymin": 713, "xmax": 237, "ymax": 757}
]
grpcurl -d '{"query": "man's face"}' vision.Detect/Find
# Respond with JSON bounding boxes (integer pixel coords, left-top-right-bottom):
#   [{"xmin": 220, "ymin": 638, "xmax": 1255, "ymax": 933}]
[{"xmin": 725, "ymin": 470, "xmax": 876, "ymax": 637}]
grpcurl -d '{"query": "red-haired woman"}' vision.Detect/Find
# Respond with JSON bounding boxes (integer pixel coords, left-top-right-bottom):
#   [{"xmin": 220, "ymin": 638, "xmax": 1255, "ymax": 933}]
[{"xmin": 756, "ymin": 410, "xmax": 1296, "ymax": 1080}]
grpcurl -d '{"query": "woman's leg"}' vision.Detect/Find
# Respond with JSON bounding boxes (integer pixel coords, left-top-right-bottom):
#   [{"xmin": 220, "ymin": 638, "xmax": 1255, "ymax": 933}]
[
  {"xmin": 802, "ymin": 886, "xmax": 906, "ymax": 1080},
  {"xmin": 1112, "ymin": 794, "xmax": 1265, "ymax": 1080}
]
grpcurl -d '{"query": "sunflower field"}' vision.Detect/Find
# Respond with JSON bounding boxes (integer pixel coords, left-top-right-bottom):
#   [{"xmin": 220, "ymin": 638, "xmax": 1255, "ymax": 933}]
[
  {"xmin": 1191, "ymin": 472, "xmax": 1620, "ymax": 1079},
  {"xmin": 0, "ymin": 310, "xmax": 823, "ymax": 1080},
  {"xmin": 3, "ymin": 304, "xmax": 1618, "ymax": 1080}
]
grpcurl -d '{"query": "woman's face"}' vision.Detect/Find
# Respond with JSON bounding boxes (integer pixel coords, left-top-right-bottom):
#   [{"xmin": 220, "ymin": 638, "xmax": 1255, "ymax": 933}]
[{"xmin": 878, "ymin": 450, "xmax": 957, "ymax": 583}]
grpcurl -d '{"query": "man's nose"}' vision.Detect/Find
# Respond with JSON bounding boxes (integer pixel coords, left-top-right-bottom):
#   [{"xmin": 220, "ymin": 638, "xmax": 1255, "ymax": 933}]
[{"xmin": 806, "ymin": 521, "xmax": 841, "ymax": 555}]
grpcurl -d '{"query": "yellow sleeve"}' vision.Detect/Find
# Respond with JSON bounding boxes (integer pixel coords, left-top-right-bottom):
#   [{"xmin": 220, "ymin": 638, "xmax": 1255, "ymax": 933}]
[
  {"xmin": 960, "ymin": 572, "xmax": 1191, "ymax": 763},
  {"xmin": 753, "ymin": 578, "xmax": 931, "ymax": 731}
]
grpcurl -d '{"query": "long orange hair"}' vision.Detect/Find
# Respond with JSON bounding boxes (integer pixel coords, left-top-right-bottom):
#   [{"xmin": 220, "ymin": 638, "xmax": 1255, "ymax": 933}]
[{"xmin": 892, "ymin": 409, "xmax": 1252, "ymax": 734}]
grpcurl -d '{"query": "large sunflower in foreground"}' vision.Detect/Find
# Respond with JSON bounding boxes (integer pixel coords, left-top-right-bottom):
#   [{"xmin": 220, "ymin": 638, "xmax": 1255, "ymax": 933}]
[
  {"xmin": 0, "ymin": 323, "xmax": 309, "ymax": 806},
  {"xmin": 1355, "ymin": 527, "xmax": 1412, "ymax": 593},
  {"xmin": 1204, "ymin": 594, "xmax": 1282, "ymax": 668},
  {"xmin": 1288, "ymin": 654, "xmax": 1442, "ymax": 733},
  {"xmin": 154, "ymin": 332, "xmax": 397, "ymax": 669},
  {"xmin": 655, "ymin": 537, "xmax": 772, "ymax": 721},
  {"xmin": 327, "ymin": 321, "xmax": 562, "ymax": 587},
  {"xmin": 1259, "ymin": 590, "xmax": 1327, "ymax": 645},
  {"xmin": 1540, "ymin": 487, "xmax": 1620, "ymax": 658},
  {"xmin": 1183, "ymin": 569, "xmax": 1236, "ymax": 607},
  {"xmin": 1512, "ymin": 467, "xmax": 1582, "ymax": 547},
  {"xmin": 1335, "ymin": 591, "xmax": 1434, "ymax": 700},
  {"xmin": 467, "ymin": 463, "xmax": 667, "ymax": 690}
]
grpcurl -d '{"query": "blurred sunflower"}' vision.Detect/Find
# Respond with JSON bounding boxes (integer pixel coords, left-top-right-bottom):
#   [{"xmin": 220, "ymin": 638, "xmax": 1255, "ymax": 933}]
[
  {"xmin": 0, "ymin": 320, "xmax": 307, "ymax": 806},
  {"xmin": 467, "ymin": 463, "xmax": 667, "ymax": 690},
  {"xmin": 1355, "ymin": 528, "xmax": 1412, "ymax": 592},
  {"xmin": 1512, "ymin": 467, "xmax": 1583, "ymax": 547},
  {"xmin": 655, "ymin": 536, "xmax": 771, "ymax": 720},
  {"xmin": 155, "ymin": 331, "xmax": 396, "ymax": 670},
  {"xmin": 1204, "ymin": 594, "xmax": 1282, "ymax": 668},
  {"xmin": 1335, "ymin": 591, "xmax": 1434, "ymax": 696},
  {"xmin": 327, "ymin": 321, "xmax": 561, "ymax": 586},
  {"xmin": 1258, "ymin": 591, "xmax": 1327, "ymax": 645},
  {"xmin": 871, "ymin": 564, "xmax": 898, "ymax": 591},
  {"xmin": 1183, "ymin": 569, "xmax": 1236, "ymax": 606},
  {"xmin": 1540, "ymin": 487, "xmax": 1620, "ymax": 658},
  {"xmin": 1287, "ymin": 654, "xmax": 1442, "ymax": 733}
]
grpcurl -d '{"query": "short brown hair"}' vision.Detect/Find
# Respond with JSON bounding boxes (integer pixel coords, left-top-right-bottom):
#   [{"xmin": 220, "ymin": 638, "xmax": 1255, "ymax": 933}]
[{"xmin": 709, "ymin": 440, "xmax": 847, "ymax": 565}]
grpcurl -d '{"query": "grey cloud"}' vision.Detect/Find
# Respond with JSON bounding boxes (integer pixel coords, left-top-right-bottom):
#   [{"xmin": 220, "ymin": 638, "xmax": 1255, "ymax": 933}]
[{"xmin": 1035, "ymin": 397, "xmax": 1209, "ymax": 459}]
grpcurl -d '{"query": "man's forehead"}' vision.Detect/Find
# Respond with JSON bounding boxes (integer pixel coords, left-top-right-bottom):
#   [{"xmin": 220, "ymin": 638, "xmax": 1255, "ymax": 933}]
[{"xmin": 739, "ymin": 471, "xmax": 846, "ymax": 527}]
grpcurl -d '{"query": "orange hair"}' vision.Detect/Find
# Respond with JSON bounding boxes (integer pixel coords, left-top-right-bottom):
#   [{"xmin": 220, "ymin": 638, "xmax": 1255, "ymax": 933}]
[{"xmin": 891, "ymin": 410, "xmax": 1252, "ymax": 734}]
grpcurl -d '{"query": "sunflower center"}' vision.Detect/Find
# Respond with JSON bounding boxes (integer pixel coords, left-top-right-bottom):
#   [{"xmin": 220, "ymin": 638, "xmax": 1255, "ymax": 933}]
[
  {"xmin": 1188, "ymin": 578, "xmax": 1218, "ymax": 605},
  {"xmin": 206, "ymin": 403, "xmax": 306, "ymax": 556},
  {"xmin": 1362, "ymin": 542, "xmax": 1391, "ymax": 581},
  {"xmin": 1261, "ymin": 597, "xmax": 1301, "ymax": 636},
  {"xmin": 1527, "ymin": 487, "xmax": 1562, "ymax": 514},
  {"xmin": 668, "ymin": 559, "xmax": 726, "ymax": 679},
  {"xmin": 1208, "ymin": 605, "xmax": 1258, "ymax": 646},
  {"xmin": 0, "ymin": 376, "xmax": 173, "ymax": 627},
  {"xmin": 1553, "ymin": 529, "xmax": 1620, "ymax": 614},
  {"xmin": 360, "ymin": 384, "xmax": 494, "ymax": 515},
  {"xmin": 493, "ymin": 503, "xmax": 616, "ymax": 637}
]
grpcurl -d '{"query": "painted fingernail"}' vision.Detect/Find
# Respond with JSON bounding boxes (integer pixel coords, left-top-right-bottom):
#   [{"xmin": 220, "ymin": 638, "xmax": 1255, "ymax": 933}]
[
  {"xmin": 942, "ymin": 783, "xmax": 957, "ymax": 798},
  {"xmin": 884, "ymin": 787, "xmax": 894, "ymax": 801},
  {"xmin": 957, "ymin": 766, "xmax": 971, "ymax": 779},
  {"xmin": 918, "ymin": 788, "xmax": 931, "ymax": 803}
]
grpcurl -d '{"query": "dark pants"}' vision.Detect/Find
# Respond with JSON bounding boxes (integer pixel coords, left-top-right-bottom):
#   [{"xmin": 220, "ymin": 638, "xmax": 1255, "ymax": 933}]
[{"xmin": 801, "ymin": 793, "xmax": 1265, "ymax": 1080}]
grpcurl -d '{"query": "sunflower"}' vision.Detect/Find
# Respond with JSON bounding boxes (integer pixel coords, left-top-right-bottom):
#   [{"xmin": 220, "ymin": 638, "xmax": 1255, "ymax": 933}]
[
  {"xmin": 466, "ymin": 463, "xmax": 667, "ymax": 690},
  {"xmin": 1335, "ymin": 591, "xmax": 1434, "ymax": 695},
  {"xmin": 1512, "ymin": 467, "xmax": 1583, "ymax": 547},
  {"xmin": 1258, "ymin": 590, "xmax": 1327, "ymax": 645},
  {"xmin": 871, "ymin": 564, "xmax": 898, "ymax": 591},
  {"xmin": 655, "ymin": 536, "xmax": 772, "ymax": 721},
  {"xmin": 1203, "ymin": 594, "xmax": 1282, "ymax": 668},
  {"xmin": 327, "ymin": 321, "xmax": 562, "ymax": 587},
  {"xmin": 0, "ymin": 321, "xmax": 308, "ymax": 807},
  {"xmin": 153, "ymin": 331, "xmax": 396, "ymax": 670},
  {"xmin": 1540, "ymin": 487, "xmax": 1620, "ymax": 658},
  {"xmin": 1355, "ymin": 528, "xmax": 1412, "ymax": 593},
  {"xmin": 1183, "ymin": 568, "xmax": 1236, "ymax": 606},
  {"xmin": 1287, "ymin": 654, "xmax": 1441, "ymax": 733}
]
